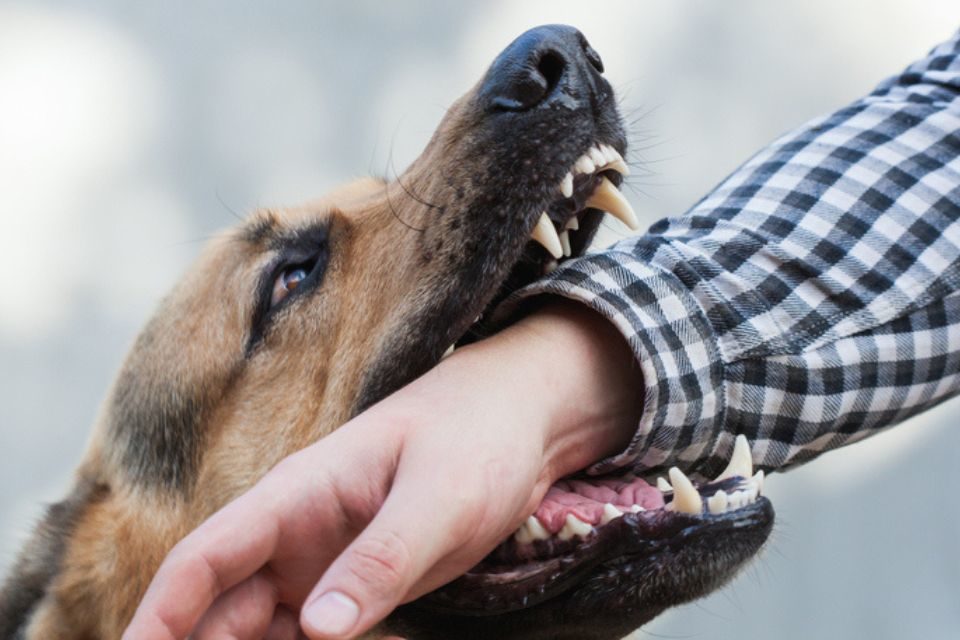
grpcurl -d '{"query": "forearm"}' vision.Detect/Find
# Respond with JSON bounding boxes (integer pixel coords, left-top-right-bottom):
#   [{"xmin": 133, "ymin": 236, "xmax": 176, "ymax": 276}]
[
  {"xmin": 493, "ymin": 301, "xmax": 643, "ymax": 480},
  {"xmin": 496, "ymin": 29, "xmax": 960, "ymax": 478}
]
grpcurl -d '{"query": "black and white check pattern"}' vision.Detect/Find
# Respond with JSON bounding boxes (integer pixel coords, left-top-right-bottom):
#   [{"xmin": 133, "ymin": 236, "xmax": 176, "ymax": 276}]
[{"xmin": 503, "ymin": 29, "xmax": 960, "ymax": 480}]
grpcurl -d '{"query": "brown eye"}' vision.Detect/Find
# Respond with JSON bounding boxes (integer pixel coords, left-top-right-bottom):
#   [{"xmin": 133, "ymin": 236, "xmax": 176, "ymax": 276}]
[{"xmin": 270, "ymin": 265, "xmax": 309, "ymax": 307}]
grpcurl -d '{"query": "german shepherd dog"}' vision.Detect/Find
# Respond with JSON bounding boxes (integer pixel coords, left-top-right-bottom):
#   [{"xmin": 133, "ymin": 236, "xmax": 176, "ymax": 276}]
[{"xmin": 0, "ymin": 25, "xmax": 773, "ymax": 640}]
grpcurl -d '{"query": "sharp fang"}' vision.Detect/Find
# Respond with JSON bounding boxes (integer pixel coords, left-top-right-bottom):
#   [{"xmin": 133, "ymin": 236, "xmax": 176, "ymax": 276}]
[
  {"xmin": 565, "ymin": 216, "xmax": 579, "ymax": 231},
  {"xmin": 667, "ymin": 467, "xmax": 703, "ymax": 515},
  {"xmin": 589, "ymin": 146, "xmax": 606, "ymax": 167},
  {"xmin": 585, "ymin": 176, "xmax": 640, "ymax": 230},
  {"xmin": 575, "ymin": 154, "xmax": 595, "ymax": 174},
  {"xmin": 559, "ymin": 230, "xmax": 572, "ymax": 257},
  {"xmin": 441, "ymin": 344, "xmax": 455, "ymax": 359},
  {"xmin": 531, "ymin": 212, "xmax": 563, "ymax": 259},
  {"xmin": 657, "ymin": 477, "xmax": 672, "ymax": 492},
  {"xmin": 560, "ymin": 172, "xmax": 574, "ymax": 198},
  {"xmin": 543, "ymin": 259, "xmax": 559, "ymax": 275},
  {"xmin": 526, "ymin": 515, "xmax": 549, "ymax": 541},
  {"xmin": 715, "ymin": 434, "xmax": 753, "ymax": 482},
  {"xmin": 707, "ymin": 489, "xmax": 728, "ymax": 515},
  {"xmin": 601, "ymin": 503, "xmax": 623, "ymax": 524},
  {"xmin": 629, "ymin": 504, "xmax": 644, "ymax": 513},
  {"xmin": 558, "ymin": 514, "xmax": 593, "ymax": 541}
]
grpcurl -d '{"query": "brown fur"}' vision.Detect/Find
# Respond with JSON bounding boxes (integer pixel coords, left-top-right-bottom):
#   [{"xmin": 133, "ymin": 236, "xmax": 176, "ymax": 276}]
[{"xmin": 2, "ymin": 25, "xmax": 631, "ymax": 637}]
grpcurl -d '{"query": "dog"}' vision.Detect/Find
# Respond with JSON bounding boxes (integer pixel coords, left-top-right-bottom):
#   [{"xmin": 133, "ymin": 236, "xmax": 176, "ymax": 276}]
[{"xmin": 0, "ymin": 25, "xmax": 773, "ymax": 640}]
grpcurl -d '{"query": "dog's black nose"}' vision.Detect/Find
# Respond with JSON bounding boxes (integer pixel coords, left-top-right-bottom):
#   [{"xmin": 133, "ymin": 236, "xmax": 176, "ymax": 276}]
[{"xmin": 478, "ymin": 24, "xmax": 606, "ymax": 112}]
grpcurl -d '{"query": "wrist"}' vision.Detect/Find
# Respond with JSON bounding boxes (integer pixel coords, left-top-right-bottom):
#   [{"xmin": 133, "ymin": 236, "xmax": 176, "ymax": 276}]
[{"xmin": 475, "ymin": 300, "xmax": 643, "ymax": 483}]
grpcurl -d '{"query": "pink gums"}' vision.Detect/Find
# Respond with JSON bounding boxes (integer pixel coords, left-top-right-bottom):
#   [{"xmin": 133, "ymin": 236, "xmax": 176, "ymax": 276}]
[{"xmin": 534, "ymin": 477, "xmax": 665, "ymax": 534}]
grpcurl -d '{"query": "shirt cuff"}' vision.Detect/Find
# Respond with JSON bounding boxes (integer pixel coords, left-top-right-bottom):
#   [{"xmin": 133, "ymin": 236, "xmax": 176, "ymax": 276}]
[{"xmin": 492, "ymin": 249, "xmax": 728, "ymax": 480}]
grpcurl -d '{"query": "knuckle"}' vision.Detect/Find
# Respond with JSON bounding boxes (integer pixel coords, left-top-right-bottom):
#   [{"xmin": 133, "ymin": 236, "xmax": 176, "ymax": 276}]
[{"xmin": 344, "ymin": 531, "xmax": 412, "ymax": 598}]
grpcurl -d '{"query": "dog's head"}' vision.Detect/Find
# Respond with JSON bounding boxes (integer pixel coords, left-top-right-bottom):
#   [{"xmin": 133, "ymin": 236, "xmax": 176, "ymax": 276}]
[{"xmin": 95, "ymin": 24, "xmax": 772, "ymax": 640}]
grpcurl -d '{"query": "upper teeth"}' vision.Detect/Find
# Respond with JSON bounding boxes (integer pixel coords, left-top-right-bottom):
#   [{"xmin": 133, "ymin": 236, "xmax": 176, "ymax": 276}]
[
  {"xmin": 528, "ymin": 143, "xmax": 637, "ymax": 258},
  {"xmin": 531, "ymin": 212, "xmax": 563, "ymax": 259},
  {"xmin": 585, "ymin": 177, "xmax": 640, "ymax": 230}
]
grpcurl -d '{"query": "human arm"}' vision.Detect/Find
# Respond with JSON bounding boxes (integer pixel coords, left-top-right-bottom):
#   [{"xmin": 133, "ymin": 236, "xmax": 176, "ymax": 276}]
[
  {"xmin": 125, "ymin": 29, "xmax": 960, "ymax": 640},
  {"xmin": 123, "ymin": 302, "xmax": 642, "ymax": 639},
  {"xmin": 494, "ymin": 29, "xmax": 960, "ymax": 480}
]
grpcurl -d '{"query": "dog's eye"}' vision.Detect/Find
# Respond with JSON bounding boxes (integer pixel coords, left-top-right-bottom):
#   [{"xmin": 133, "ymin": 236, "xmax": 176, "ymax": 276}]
[{"xmin": 271, "ymin": 261, "xmax": 314, "ymax": 307}]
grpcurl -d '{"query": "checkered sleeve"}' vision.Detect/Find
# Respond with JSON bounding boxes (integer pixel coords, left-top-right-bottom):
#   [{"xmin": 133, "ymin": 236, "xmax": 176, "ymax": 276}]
[{"xmin": 499, "ymin": 29, "xmax": 960, "ymax": 480}]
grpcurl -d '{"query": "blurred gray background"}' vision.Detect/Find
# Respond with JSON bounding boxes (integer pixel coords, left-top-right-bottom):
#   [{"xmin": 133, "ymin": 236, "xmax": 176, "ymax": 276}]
[{"xmin": 1, "ymin": 1, "xmax": 959, "ymax": 638}]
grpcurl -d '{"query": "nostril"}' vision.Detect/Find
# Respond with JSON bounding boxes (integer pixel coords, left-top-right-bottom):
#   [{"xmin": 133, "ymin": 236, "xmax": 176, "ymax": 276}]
[
  {"xmin": 536, "ymin": 51, "xmax": 566, "ymax": 97},
  {"xmin": 584, "ymin": 44, "xmax": 604, "ymax": 74}
]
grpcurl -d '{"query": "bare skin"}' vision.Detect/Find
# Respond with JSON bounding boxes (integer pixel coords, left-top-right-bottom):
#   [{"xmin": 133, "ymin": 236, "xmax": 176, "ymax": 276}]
[{"xmin": 123, "ymin": 302, "xmax": 643, "ymax": 640}]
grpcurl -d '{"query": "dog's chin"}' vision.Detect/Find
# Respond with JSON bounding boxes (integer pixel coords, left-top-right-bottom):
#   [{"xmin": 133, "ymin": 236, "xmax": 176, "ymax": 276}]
[{"xmin": 388, "ymin": 445, "xmax": 772, "ymax": 639}]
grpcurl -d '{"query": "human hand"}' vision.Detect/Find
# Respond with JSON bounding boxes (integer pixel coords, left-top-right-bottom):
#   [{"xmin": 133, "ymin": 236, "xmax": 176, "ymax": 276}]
[{"xmin": 122, "ymin": 302, "xmax": 642, "ymax": 639}]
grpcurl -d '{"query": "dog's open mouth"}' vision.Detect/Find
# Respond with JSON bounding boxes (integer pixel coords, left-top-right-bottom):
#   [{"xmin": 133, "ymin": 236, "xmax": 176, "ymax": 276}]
[
  {"xmin": 417, "ymin": 436, "xmax": 770, "ymax": 616},
  {"xmin": 449, "ymin": 142, "xmax": 634, "ymax": 353}
]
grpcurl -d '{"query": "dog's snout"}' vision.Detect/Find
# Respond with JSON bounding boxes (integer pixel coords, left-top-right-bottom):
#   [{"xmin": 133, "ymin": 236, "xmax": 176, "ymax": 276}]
[{"xmin": 478, "ymin": 24, "xmax": 605, "ymax": 112}]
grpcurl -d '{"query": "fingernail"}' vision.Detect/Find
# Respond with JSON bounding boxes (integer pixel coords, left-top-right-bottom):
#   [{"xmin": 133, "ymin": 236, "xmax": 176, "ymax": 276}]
[{"xmin": 304, "ymin": 591, "xmax": 360, "ymax": 636}]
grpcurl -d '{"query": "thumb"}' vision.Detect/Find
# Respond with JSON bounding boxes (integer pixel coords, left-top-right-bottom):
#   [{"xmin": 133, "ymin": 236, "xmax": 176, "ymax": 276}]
[{"xmin": 298, "ymin": 474, "xmax": 486, "ymax": 639}]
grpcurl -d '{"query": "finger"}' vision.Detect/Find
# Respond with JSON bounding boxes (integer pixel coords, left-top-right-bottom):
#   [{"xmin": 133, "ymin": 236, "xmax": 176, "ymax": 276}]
[
  {"xmin": 264, "ymin": 605, "xmax": 303, "ymax": 640},
  {"xmin": 122, "ymin": 487, "xmax": 282, "ymax": 640},
  {"xmin": 299, "ymin": 472, "xmax": 483, "ymax": 639},
  {"xmin": 192, "ymin": 570, "xmax": 279, "ymax": 640}
]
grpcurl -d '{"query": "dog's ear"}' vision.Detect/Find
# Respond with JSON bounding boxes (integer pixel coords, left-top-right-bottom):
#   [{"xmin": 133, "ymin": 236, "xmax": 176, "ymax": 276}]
[{"xmin": 104, "ymin": 241, "xmax": 251, "ymax": 492}]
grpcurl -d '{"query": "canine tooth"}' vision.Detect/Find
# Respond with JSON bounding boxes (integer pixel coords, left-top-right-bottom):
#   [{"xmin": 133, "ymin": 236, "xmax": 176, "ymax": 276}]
[
  {"xmin": 559, "ymin": 230, "xmax": 572, "ymax": 257},
  {"xmin": 629, "ymin": 504, "xmax": 644, "ymax": 513},
  {"xmin": 526, "ymin": 515, "xmax": 550, "ymax": 541},
  {"xmin": 589, "ymin": 146, "xmax": 606, "ymax": 167},
  {"xmin": 442, "ymin": 344, "xmax": 455, "ymax": 359},
  {"xmin": 657, "ymin": 477, "xmax": 672, "ymax": 492},
  {"xmin": 575, "ymin": 154, "xmax": 595, "ymax": 175},
  {"xmin": 585, "ymin": 177, "xmax": 640, "ymax": 230},
  {"xmin": 601, "ymin": 503, "xmax": 623, "ymax": 524},
  {"xmin": 667, "ymin": 467, "xmax": 703, "ymax": 515},
  {"xmin": 560, "ymin": 172, "xmax": 574, "ymax": 198},
  {"xmin": 558, "ymin": 514, "xmax": 593, "ymax": 541},
  {"xmin": 565, "ymin": 217, "xmax": 579, "ymax": 231},
  {"xmin": 715, "ymin": 434, "xmax": 753, "ymax": 482},
  {"xmin": 745, "ymin": 485, "xmax": 759, "ymax": 503},
  {"xmin": 707, "ymin": 490, "xmax": 729, "ymax": 515},
  {"xmin": 531, "ymin": 212, "xmax": 563, "ymax": 259}
]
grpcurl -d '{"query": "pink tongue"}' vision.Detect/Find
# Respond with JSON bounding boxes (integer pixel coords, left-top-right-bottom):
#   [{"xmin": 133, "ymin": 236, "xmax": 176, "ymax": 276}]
[{"xmin": 534, "ymin": 477, "xmax": 666, "ymax": 534}]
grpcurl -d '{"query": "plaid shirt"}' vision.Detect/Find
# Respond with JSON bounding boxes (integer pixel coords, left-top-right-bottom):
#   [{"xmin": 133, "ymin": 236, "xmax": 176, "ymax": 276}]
[{"xmin": 505, "ymin": 29, "xmax": 960, "ymax": 481}]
